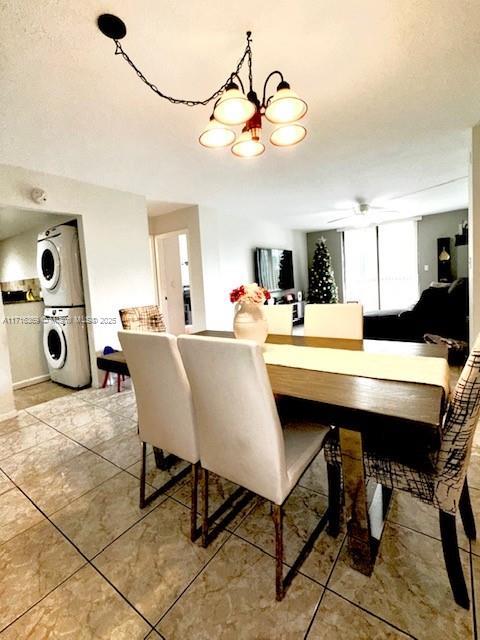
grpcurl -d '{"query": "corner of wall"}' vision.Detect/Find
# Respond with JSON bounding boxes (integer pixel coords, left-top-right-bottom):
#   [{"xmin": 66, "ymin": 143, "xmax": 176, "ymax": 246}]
[{"xmin": 0, "ymin": 296, "xmax": 16, "ymax": 420}]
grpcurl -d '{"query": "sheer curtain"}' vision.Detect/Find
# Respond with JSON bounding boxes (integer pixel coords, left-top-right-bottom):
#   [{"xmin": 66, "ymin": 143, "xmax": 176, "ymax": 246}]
[
  {"xmin": 343, "ymin": 220, "xmax": 418, "ymax": 312},
  {"xmin": 343, "ymin": 227, "xmax": 379, "ymax": 312},
  {"xmin": 378, "ymin": 221, "xmax": 419, "ymax": 310}
]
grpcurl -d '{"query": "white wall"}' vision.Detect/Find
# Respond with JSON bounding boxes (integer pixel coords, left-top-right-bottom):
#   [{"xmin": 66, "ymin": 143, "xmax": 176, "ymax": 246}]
[
  {"xmin": 198, "ymin": 207, "xmax": 308, "ymax": 330},
  {"xmin": 0, "ymin": 228, "xmax": 39, "ymax": 282},
  {"xmin": 0, "ymin": 163, "xmax": 155, "ymax": 403},
  {"xmin": 4, "ymin": 301, "xmax": 48, "ymax": 387},
  {"xmin": 0, "ymin": 297, "xmax": 15, "ymax": 419},
  {"xmin": 0, "ymin": 217, "xmax": 71, "ymax": 282},
  {"xmin": 470, "ymin": 125, "xmax": 480, "ymax": 341},
  {"xmin": 149, "ymin": 204, "xmax": 308, "ymax": 332}
]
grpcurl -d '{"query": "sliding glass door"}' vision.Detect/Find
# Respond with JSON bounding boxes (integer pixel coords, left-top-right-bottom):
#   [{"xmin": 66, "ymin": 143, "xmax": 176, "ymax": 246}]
[{"xmin": 343, "ymin": 220, "xmax": 418, "ymax": 312}]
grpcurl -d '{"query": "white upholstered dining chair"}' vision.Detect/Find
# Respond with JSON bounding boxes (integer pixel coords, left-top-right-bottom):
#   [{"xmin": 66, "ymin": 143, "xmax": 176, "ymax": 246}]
[
  {"xmin": 118, "ymin": 330, "xmax": 200, "ymax": 540},
  {"xmin": 178, "ymin": 334, "xmax": 331, "ymax": 600},
  {"xmin": 304, "ymin": 303, "xmax": 363, "ymax": 339},
  {"xmin": 263, "ymin": 304, "xmax": 294, "ymax": 335},
  {"xmin": 325, "ymin": 334, "xmax": 480, "ymax": 609}
]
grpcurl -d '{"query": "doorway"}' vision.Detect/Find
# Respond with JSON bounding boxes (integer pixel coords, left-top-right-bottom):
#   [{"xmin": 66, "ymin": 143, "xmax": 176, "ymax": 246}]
[
  {"xmin": 0, "ymin": 207, "xmax": 81, "ymax": 409},
  {"xmin": 152, "ymin": 230, "xmax": 193, "ymax": 334}
]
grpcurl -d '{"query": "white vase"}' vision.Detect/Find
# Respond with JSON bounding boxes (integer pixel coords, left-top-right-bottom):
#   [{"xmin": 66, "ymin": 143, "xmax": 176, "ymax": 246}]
[{"xmin": 233, "ymin": 301, "xmax": 268, "ymax": 345}]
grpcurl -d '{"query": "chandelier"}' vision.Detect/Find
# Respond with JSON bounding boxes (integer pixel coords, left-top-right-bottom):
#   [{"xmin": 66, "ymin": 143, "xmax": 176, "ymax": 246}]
[{"xmin": 98, "ymin": 14, "xmax": 308, "ymax": 158}]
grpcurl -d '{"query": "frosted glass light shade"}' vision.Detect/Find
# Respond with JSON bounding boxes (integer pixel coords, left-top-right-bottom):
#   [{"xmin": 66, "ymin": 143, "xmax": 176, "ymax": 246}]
[
  {"xmin": 213, "ymin": 86, "xmax": 256, "ymax": 125},
  {"xmin": 199, "ymin": 118, "xmax": 236, "ymax": 148},
  {"xmin": 265, "ymin": 88, "xmax": 307, "ymax": 124},
  {"xmin": 231, "ymin": 130, "xmax": 265, "ymax": 158},
  {"xmin": 270, "ymin": 122, "xmax": 306, "ymax": 147}
]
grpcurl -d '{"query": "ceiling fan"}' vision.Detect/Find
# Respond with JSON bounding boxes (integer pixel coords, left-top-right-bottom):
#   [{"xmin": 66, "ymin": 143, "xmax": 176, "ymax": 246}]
[{"xmin": 327, "ymin": 201, "xmax": 398, "ymax": 225}]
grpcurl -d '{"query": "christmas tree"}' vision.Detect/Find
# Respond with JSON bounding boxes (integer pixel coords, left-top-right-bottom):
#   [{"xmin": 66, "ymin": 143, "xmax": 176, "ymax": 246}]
[
  {"xmin": 308, "ymin": 237, "xmax": 338, "ymax": 303},
  {"xmin": 278, "ymin": 250, "xmax": 294, "ymax": 290}
]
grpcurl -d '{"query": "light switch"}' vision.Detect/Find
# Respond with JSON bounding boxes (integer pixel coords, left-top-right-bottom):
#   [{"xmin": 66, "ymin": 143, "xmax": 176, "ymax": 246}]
[{"xmin": 424, "ymin": 265, "xmax": 429, "ymax": 272}]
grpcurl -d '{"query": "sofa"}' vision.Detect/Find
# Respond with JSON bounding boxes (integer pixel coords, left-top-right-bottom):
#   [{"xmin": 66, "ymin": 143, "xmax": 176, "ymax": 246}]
[{"xmin": 363, "ymin": 278, "xmax": 469, "ymax": 343}]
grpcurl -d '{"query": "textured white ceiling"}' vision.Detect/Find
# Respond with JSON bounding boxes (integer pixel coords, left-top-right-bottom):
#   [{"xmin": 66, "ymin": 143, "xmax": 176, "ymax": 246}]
[
  {"xmin": 0, "ymin": 0, "xmax": 478, "ymax": 229},
  {"xmin": 0, "ymin": 208, "xmax": 71, "ymax": 241}
]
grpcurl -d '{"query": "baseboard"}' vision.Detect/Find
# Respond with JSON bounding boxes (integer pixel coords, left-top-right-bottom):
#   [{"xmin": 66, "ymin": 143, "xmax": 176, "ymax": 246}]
[{"xmin": 13, "ymin": 374, "xmax": 50, "ymax": 390}]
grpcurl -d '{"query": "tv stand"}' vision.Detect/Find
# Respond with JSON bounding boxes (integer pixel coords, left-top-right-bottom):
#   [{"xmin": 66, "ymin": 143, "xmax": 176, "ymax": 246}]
[{"xmin": 291, "ymin": 300, "xmax": 305, "ymax": 325}]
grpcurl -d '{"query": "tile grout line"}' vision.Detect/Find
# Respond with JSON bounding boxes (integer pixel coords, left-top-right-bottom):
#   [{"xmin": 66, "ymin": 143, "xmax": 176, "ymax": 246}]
[
  {"xmin": 0, "ymin": 453, "xmax": 176, "ymax": 565},
  {"xmin": 470, "ymin": 540, "xmax": 478, "ymax": 640},
  {"xmin": 0, "ymin": 463, "xmax": 157, "ymax": 550},
  {"xmin": 20, "ymin": 406, "xmax": 144, "ymax": 479},
  {"xmin": 6, "ymin": 395, "xmax": 475, "ymax": 638},
  {"xmin": 5, "ymin": 394, "xmax": 159, "ymax": 504},
  {"xmin": 88, "ymin": 494, "xmax": 179, "ymax": 562},
  {"xmin": 152, "ymin": 522, "xmax": 238, "ymax": 630},
  {"xmin": 323, "ymin": 586, "xmax": 418, "ymax": 639},
  {"xmin": 388, "ymin": 517, "xmax": 478, "ymax": 557},
  {"xmin": 317, "ymin": 514, "xmax": 418, "ymax": 639},
  {"xmin": 387, "ymin": 505, "xmax": 480, "ymax": 558},
  {"xmin": 0, "ymin": 464, "xmax": 158, "ymax": 634},
  {"xmin": 228, "ymin": 525, "xmax": 334, "ymax": 586},
  {"xmin": 1, "ymin": 403, "xmax": 190, "ymax": 552},
  {"xmin": 152, "ymin": 491, "xmax": 277, "ymax": 631},
  {"xmin": 0, "ymin": 564, "xmax": 86, "ymax": 635},
  {"xmin": 303, "ymin": 527, "xmax": 348, "ymax": 639},
  {"xmin": 319, "ymin": 515, "xmax": 418, "ymax": 638},
  {"xmin": 0, "ymin": 437, "xmax": 130, "ymax": 525},
  {"xmin": 2, "ymin": 410, "xmax": 236, "ymax": 636}
]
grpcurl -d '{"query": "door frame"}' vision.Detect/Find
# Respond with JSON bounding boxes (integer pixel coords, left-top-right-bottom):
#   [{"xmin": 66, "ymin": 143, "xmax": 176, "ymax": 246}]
[{"xmin": 151, "ymin": 229, "xmax": 192, "ymax": 333}]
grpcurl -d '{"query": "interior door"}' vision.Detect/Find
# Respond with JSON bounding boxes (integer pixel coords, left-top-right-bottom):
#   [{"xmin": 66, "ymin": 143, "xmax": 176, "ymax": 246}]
[{"xmin": 154, "ymin": 234, "xmax": 185, "ymax": 335}]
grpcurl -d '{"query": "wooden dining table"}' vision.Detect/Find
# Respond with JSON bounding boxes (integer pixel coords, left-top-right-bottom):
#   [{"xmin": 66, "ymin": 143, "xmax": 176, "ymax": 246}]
[{"xmin": 197, "ymin": 330, "xmax": 449, "ymax": 576}]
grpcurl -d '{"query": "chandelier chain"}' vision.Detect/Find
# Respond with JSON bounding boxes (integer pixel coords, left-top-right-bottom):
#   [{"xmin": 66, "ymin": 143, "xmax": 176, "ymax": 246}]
[{"xmin": 113, "ymin": 33, "xmax": 253, "ymax": 107}]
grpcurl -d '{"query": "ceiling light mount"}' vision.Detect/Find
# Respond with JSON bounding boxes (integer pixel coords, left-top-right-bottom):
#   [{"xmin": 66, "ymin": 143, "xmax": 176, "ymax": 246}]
[
  {"xmin": 97, "ymin": 14, "xmax": 127, "ymax": 40},
  {"xmin": 97, "ymin": 15, "xmax": 308, "ymax": 157}
]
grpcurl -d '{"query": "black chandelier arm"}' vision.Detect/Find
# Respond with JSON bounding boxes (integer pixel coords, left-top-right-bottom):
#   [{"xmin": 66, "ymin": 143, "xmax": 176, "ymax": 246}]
[
  {"xmin": 111, "ymin": 33, "xmax": 252, "ymax": 107},
  {"xmin": 230, "ymin": 72, "xmax": 246, "ymax": 94},
  {"xmin": 261, "ymin": 70, "xmax": 285, "ymax": 108}
]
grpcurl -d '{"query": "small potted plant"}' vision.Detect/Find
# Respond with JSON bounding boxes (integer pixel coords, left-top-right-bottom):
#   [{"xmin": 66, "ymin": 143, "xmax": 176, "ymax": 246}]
[{"xmin": 229, "ymin": 283, "xmax": 271, "ymax": 344}]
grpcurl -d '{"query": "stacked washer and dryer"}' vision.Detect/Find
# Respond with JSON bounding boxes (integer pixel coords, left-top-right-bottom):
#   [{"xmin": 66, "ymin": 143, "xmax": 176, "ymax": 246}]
[{"xmin": 37, "ymin": 224, "xmax": 91, "ymax": 388}]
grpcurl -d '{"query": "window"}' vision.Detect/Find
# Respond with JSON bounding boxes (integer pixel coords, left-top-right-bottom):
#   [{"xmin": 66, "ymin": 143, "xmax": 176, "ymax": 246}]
[
  {"xmin": 343, "ymin": 227, "xmax": 379, "ymax": 312},
  {"xmin": 343, "ymin": 220, "xmax": 419, "ymax": 312}
]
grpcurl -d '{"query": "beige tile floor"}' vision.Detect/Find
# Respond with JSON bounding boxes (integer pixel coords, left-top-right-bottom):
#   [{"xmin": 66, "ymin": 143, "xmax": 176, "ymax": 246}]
[
  {"xmin": 13, "ymin": 380, "xmax": 75, "ymax": 411},
  {"xmin": 0, "ymin": 381, "xmax": 478, "ymax": 639}
]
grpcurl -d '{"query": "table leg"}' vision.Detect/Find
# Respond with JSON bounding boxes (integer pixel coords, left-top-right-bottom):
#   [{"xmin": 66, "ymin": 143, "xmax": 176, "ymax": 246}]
[{"xmin": 339, "ymin": 428, "xmax": 374, "ymax": 576}]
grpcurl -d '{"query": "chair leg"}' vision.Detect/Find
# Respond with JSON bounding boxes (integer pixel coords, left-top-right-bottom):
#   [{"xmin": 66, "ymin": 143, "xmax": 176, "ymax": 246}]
[
  {"xmin": 326, "ymin": 463, "xmax": 341, "ymax": 537},
  {"xmin": 117, "ymin": 373, "xmax": 121, "ymax": 393},
  {"xmin": 272, "ymin": 503, "xmax": 284, "ymax": 601},
  {"xmin": 190, "ymin": 462, "xmax": 200, "ymax": 542},
  {"xmin": 101, "ymin": 371, "xmax": 109, "ymax": 388},
  {"xmin": 459, "ymin": 479, "xmax": 476, "ymax": 540},
  {"xmin": 200, "ymin": 467, "xmax": 209, "ymax": 548},
  {"xmin": 439, "ymin": 510, "xmax": 470, "ymax": 609},
  {"xmin": 139, "ymin": 441, "xmax": 147, "ymax": 509},
  {"xmin": 153, "ymin": 447, "xmax": 165, "ymax": 469}
]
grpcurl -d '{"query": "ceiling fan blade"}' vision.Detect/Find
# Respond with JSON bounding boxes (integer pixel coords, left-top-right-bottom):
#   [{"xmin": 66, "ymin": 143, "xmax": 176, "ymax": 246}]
[
  {"xmin": 370, "ymin": 206, "xmax": 398, "ymax": 213},
  {"xmin": 328, "ymin": 215, "xmax": 354, "ymax": 224}
]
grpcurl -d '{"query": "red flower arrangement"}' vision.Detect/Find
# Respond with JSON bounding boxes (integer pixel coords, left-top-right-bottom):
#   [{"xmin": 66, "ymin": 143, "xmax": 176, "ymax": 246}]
[{"xmin": 229, "ymin": 283, "xmax": 271, "ymax": 304}]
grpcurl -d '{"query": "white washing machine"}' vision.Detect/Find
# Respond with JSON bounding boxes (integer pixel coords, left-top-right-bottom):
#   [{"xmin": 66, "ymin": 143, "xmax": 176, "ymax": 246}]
[
  {"xmin": 37, "ymin": 224, "xmax": 84, "ymax": 307},
  {"xmin": 43, "ymin": 307, "xmax": 91, "ymax": 388}
]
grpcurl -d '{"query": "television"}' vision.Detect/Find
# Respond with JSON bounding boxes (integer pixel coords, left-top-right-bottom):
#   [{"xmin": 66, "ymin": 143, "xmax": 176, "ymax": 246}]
[{"xmin": 254, "ymin": 248, "xmax": 294, "ymax": 292}]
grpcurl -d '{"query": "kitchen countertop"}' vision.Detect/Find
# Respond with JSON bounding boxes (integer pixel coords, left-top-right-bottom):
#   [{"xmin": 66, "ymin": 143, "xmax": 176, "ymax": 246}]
[{"xmin": 3, "ymin": 299, "xmax": 43, "ymax": 305}]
